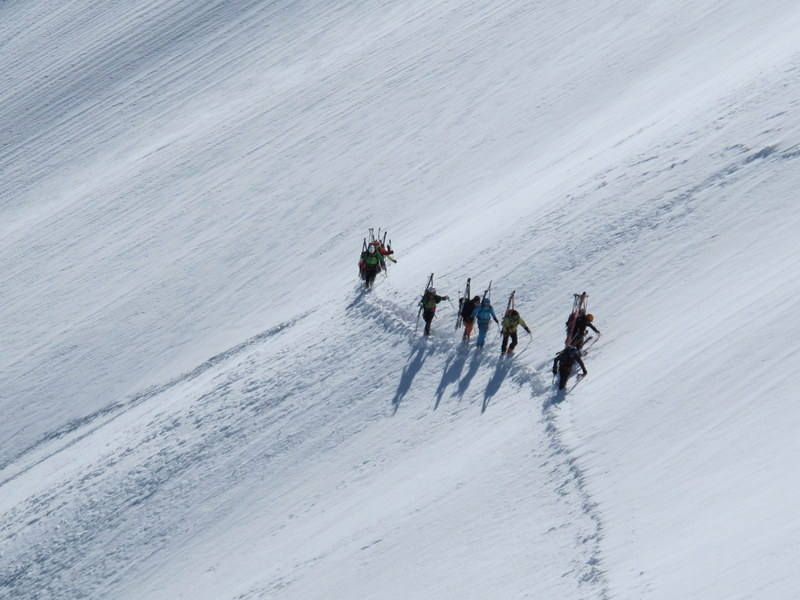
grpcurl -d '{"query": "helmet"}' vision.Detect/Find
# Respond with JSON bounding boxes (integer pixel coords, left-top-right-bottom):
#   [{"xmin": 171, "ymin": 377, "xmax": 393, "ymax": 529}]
[
  {"xmin": 429, "ymin": 288, "xmax": 436, "ymax": 294},
  {"xmin": 482, "ymin": 297, "xmax": 491, "ymax": 305},
  {"xmin": 473, "ymin": 296, "xmax": 480, "ymax": 302},
  {"xmin": 509, "ymin": 309, "xmax": 518, "ymax": 316},
  {"xmin": 586, "ymin": 314, "xmax": 594, "ymax": 322},
  {"xmin": 368, "ymin": 244, "xmax": 375, "ymax": 253}
]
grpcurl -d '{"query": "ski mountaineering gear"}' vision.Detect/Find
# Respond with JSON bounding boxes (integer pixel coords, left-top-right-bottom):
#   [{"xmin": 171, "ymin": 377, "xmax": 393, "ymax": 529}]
[
  {"xmin": 456, "ymin": 279, "xmax": 469, "ymax": 329},
  {"xmin": 564, "ymin": 292, "xmax": 601, "ymax": 348},
  {"xmin": 420, "ymin": 288, "xmax": 450, "ymax": 336},
  {"xmin": 553, "ymin": 346, "xmax": 587, "ymax": 390},
  {"xmin": 565, "ymin": 292, "xmax": 587, "ymax": 345},
  {"xmin": 368, "ymin": 227, "xmax": 397, "ymax": 261},
  {"xmin": 358, "ymin": 228, "xmax": 395, "ymax": 288},
  {"xmin": 471, "ymin": 297, "xmax": 498, "ymax": 348},
  {"xmin": 499, "ymin": 290, "xmax": 527, "ymax": 354},
  {"xmin": 359, "ymin": 245, "xmax": 386, "ymax": 288},
  {"xmin": 570, "ymin": 312, "xmax": 600, "ymax": 349},
  {"xmin": 460, "ymin": 294, "xmax": 480, "ymax": 340},
  {"xmin": 501, "ymin": 309, "xmax": 531, "ymax": 354}
]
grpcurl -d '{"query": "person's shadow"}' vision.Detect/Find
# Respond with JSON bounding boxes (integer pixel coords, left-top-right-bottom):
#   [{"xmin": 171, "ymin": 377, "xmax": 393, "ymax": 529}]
[
  {"xmin": 392, "ymin": 344, "xmax": 430, "ymax": 413},
  {"xmin": 434, "ymin": 346, "xmax": 469, "ymax": 410},
  {"xmin": 454, "ymin": 350, "xmax": 483, "ymax": 400},
  {"xmin": 482, "ymin": 357, "xmax": 511, "ymax": 413}
]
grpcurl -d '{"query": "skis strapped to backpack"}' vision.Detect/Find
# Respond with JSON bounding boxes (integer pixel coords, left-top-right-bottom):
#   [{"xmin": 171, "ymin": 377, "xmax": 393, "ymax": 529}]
[
  {"xmin": 481, "ymin": 280, "xmax": 493, "ymax": 304},
  {"xmin": 415, "ymin": 273, "xmax": 435, "ymax": 334},
  {"xmin": 366, "ymin": 227, "xmax": 397, "ymax": 263},
  {"xmin": 506, "ymin": 290, "xmax": 516, "ymax": 315},
  {"xmin": 455, "ymin": 277, "xmax": 471, "ymax": 330},
  {"xmin": 565, "ymin": 291, "xmax": 588, "ymax": 346}
]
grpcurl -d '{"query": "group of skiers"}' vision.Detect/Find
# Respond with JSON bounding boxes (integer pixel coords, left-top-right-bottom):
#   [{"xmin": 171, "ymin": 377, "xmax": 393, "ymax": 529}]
[
  {"xmin": 453, "ymin": 293, "xmax": 530, "ymax": 352},
  {"xmin": 421, "ymin": 284, "xmax": 601, "ymax": 391},
  {"xmin": 356, "ymin": 231, "xmax": 601, "ymax": 391}
]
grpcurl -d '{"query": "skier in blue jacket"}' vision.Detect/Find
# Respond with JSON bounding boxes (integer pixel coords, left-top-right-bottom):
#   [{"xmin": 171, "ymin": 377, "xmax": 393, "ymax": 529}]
[{"xmin": 471, "ymin": 297, "xmax": 499, "ymax": 348}]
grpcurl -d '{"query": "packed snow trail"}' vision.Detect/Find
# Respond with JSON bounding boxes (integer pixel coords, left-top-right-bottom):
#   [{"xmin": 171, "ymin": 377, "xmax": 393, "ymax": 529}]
[{"xmin": 1, "ymin": 291, "xmax": 608, "ymax": 599}]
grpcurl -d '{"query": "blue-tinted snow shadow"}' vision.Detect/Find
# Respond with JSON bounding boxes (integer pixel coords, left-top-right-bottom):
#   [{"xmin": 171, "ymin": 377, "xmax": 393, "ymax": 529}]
[
  {"xmin": 481, "ymin": 356, "xmax": 511, "ymax": 413},
  {"xmin": 345, "ymin": 285, "xmax": 369, "ymax": 311},
  {"xmin": 391, "ymin": 344, "xmax": 431, "ymax": 413},
  {"xmin": 434, "ymin": 345, "xmax": 469, "ymax": 410},
  {"xmin": 543, "ymin": 388, "xmax": 566, "ymax": 410},
  {"xmin": 453, "ymin": 350, "xmax": 483, "ymax": 400}
]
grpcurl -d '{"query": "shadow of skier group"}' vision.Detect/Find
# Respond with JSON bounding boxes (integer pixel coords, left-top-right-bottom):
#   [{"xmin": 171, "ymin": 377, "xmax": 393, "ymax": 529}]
[{"xmin": 393, "ymin": 342, "xmax": 515, "ymax": 414}]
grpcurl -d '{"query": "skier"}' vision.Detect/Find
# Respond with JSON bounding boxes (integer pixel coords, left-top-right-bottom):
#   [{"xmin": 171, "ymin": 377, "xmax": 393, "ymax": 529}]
[
  {"xmin": 552, "ymin": 346, "xmax": 587, "ymax": 390},
  {"xmin": 419, "ymin": 288, "xmax": 450, "ymax": 336},
  {"xmin": 500, "ymin": 309, "xmax": 531, "ymax": 354},
  {"xmin": 460, "ymin": 295, "xmax": 481, "ymax": 341},
  {"xmin": 471, "ymin": 297, "xmax": 499, "ymax": 348},
  {"xmin": 569, "ymin": 311, "xmax": 601, "ymax": 349},
  {"xmin": 359, "ymin": 243, "xmax": 386, "ymax": 289}
]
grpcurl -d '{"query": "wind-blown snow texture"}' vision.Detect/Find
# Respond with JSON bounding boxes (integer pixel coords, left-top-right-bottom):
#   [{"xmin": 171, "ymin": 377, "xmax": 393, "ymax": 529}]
[{"xmin": 2, "ymin": 1, "xmax": 800, "ymax": 598}]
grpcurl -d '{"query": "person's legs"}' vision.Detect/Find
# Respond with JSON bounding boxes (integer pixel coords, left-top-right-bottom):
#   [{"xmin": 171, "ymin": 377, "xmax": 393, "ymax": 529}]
[
  {"xmin": 463, "ymin": 319, "xmax": 474, "ymax": 339},
  {"xmin": 507, "ymin": 331, "xmax": 519, "ymax": 352},
  {"xmin": 423, "ymin": 310, "xmax": 434, "ymax": 335},
  {"xmin": 476, "ymin": 323, "xmax": 488, "ymax": 347}
]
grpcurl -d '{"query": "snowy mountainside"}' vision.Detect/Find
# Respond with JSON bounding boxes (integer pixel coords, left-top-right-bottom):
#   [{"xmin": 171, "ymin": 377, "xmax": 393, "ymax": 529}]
[{"xmin": 3, "ymin": 1, "xmax": 800, "ymax": 599}]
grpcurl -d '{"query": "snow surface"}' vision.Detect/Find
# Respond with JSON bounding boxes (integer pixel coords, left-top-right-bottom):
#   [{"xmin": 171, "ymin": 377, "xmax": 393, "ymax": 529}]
[{"xmin": 2, "ymin": 1, "xmax": 800, "ymax": 598}]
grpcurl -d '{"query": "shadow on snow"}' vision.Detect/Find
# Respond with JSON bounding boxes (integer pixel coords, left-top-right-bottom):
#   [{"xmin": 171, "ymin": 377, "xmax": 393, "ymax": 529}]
[
  {"xmin": 481, "ymin": 356, "xmax": 512, "ymax": 413},
  {"xmin": 391, "ymin": 344, "xmax": 432, "ymax": 413},
  {"xmin": 434, "ymin": 345, "xmax": 470, "ymax": 410}
]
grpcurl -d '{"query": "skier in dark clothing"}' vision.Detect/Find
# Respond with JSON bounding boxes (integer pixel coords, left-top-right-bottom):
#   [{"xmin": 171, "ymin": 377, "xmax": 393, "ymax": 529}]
[
  {"xmin": 460, "ymin": 295, "xmax": 481, "ymax": 341},
  {"xmin": 568, "ymin": 311, "xmax": 600, "ymax": 349},
  {"xmin": 359, "ymin": 243, "xmax": 386, "ymax": 288},
  {"xmin": 552, "ymin": 346, "xmax": 588, "ymax": 390},
  {"xmin": 419, "ymin": 288, "xmax": 450, "ymax": 336}
]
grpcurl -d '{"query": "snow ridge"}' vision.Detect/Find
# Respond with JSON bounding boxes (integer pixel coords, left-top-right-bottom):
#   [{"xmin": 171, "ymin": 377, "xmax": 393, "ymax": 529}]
[{"xmin": 0, "ymin": 313, "xmax": 310, "ymax": 484}]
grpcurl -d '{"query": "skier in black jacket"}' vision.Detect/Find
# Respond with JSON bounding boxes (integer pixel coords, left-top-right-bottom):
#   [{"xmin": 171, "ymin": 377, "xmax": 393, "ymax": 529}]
[
  {"xmin": 552, "ymin": 346, "xmax": 587, "ymax": 390},
  {"xmin": 460, "ymin": 295, "xmax": 480, "ymax": 340},
  {"xmin": 569, "ymin": 311, "xmax": 600, "ymax": 349}
]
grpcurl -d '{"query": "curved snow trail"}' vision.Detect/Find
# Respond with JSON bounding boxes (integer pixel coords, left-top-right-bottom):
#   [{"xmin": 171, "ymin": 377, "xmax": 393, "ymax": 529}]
[
  {"xmin": 0, "ymin": 287, "xmax": 612, "ymax": 599},
  {"xmin": 0, "ymin": 312, "xmax": 312, "ymax": 485},
  {"xmin": 358, "ymin": 290, "xmax": 611, "ymax": 598}
]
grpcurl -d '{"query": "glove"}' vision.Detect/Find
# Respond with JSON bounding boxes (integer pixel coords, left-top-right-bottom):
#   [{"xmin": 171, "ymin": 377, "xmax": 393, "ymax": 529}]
[
  {"xmin": 552, "ymin": 368, "xmax": 557, "ymax": 375},
  {"xmin": 525, "ymin": 328, "xmax": 531, "ymax": 334},
  {"xmin": 582, "ymin": 370, "xmax": 588, "ymax": 376}
]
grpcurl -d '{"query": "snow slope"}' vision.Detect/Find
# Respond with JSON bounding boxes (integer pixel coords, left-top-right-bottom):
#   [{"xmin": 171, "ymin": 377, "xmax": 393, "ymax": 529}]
[{"xmin": 2, "ymin": 1, "xmax": 800, "ymax": 598}]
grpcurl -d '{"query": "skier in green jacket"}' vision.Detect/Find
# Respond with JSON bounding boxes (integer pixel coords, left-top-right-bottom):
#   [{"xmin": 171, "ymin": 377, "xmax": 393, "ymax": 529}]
[
  {"xmin": 419, "ymin": 288, "xmax": 450, "ymax": 336},
  {"xmin": 359, "ymin": 243, "xmax": 386, "ymax": 288}
]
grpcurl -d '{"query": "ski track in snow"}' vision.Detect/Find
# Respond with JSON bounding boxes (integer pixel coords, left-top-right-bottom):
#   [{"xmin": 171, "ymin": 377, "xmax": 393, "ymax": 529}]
[
  {"xmin": 356, "ymin": 289, "xmax": 610, "ymax": 598},
  {"xmin": 0, "ymin": 314, "xmax": 312, "ymax": 485},
  {"xmin": 1, "ymin": 287, "xmax": 609, "ymax": 599},
  {"xmin": 4, "ymin": 1, "xmax": 800, "ymax": 598}
]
